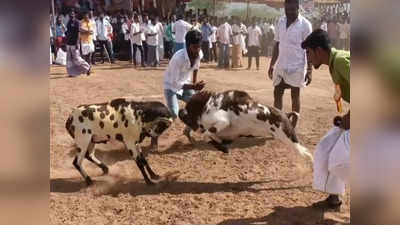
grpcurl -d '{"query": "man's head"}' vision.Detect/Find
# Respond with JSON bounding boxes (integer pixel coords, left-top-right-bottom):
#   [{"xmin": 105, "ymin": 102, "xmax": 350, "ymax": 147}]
[
  {"xmin": 151, "ymin": 17, "xmax": 156, "ymax": 25},
  {"xmin": 203, "ymin": 17, "xmax": 208, "ymax": 24},
  {"xmin": 191, "ymin": 17, "xmax": 197, "ymax": 25},
  {"xmin": 89, "ymin": 10, "xmax": 94, "ymax": 19},
  {"xmin": 171, "ymin": 14, "xmax": 176, "ymax": 22},
  {"xmin": 301, "ymin": 29, "xmax": 332, "ymax": 69},
  {"xmin": 251, "ymin": 17, "xmax": 257, "ymax": 26},
  {"xmin": 70, "ymin": 10, "xmax": 76, "ymax": 20},
  {"xmin": 83, "ymin": 11, "xmax": 90, "ymax": 21},
  {"xmin": 143, "ymin": 14, "xmax": 149, "ymax": 23},
  {"xmin": 133, "ymin": 14, "xmax": 139, "ymax": 22},
  {"xmin": 99, "ymin": 11, "xmax": 105, "ymax": 19},
  {"xmin": 284, "ymin": 0, "xmax": 299, "ymax": 22},
  {"xmin": 185, "ymin": 30, "xmax": 202, "ymax": 59}
]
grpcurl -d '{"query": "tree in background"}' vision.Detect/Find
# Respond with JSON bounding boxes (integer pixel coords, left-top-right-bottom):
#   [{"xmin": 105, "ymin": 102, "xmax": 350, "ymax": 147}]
[
  {"xmin": 231, "ymin": 4, "xmax": 280, "ymax": 21},
  {"xmin": 188, "ymin": 0, "xmax": 227, "ymax": 16}
]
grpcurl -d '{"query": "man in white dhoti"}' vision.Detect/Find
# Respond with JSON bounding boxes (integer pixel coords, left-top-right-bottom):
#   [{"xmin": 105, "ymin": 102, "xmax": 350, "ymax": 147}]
[
  {"xmin": 268, "ymin": 0, "xmax": 313, "ymax": 128},
  {"xmin": 301, "ymin": 29, "xmax": 350, "ymax": 209},
  {"xmin": 80, "ymin": 11, "xmax": 95, "ymax": 66}
]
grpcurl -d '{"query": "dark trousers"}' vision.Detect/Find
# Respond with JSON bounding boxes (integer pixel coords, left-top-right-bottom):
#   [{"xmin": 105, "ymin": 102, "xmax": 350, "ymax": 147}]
[
  {"xmin": 132, "ymin": 44, "xmax": 145, "ymax": 66},
  {"xmin": 247, "ymin": 46, "xmax": 260, "ymax": 69},
  {"xmin": 210, "ymin": 42, "xmax": 217, "ymax": 62},
  {"xmin": 143, "ymin": 42, "xmax": 148, "ymax": 64},
  {"xmin": 273, "ymin": 80, "xmax": 301, "ymax": 127},
  {"xmin": 201, "ymin": 41, "xmax": 210, "ymax": 62},
  {"xmin": 98, "ymin": 40, "xmax": 114, "ymax": 63},
  {"xmin": 164, "ymin": 41, "xmax": 173, "ymax": 59}
]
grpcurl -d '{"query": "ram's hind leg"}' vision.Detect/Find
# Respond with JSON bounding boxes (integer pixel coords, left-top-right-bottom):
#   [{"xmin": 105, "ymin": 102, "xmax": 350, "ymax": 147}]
[
  {"xmin": 73, "ymin": 136, "xmax": 93, "ymax": 186},
  {"xmin": 85, "ymin": 141, "xmax": 109, "ymax": 175}
]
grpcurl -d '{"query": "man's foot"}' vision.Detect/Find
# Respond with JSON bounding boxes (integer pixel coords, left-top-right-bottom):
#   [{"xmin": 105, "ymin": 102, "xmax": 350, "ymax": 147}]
[
  {"xmin": 312, "ymin": 195, "xmax": 342, "ymax": 210},
  {"xmin": 86, "ymin": 66, "xmax": 92, "ymax": 76}
]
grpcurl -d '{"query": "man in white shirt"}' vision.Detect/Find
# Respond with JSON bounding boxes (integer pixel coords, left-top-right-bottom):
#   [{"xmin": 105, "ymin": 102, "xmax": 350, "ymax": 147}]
[
  {"xmin": 131, "ymin": 14, "xmax": 145, "ymax": 67},
  {"xmin": 267, "ymin": 0, "xmax": 313, "ymax": 128},
  {"xmin": 209, "ymin": 18, "xmax": 218, "ymax": 63},
  {"xmin": 96, "ymin": 12, "xmax": 115, "ymax": 63},
  {"xmin": 121, "ymin": 15, "xmax": 132, "ymax": 62},
  {"xmin": 163, "ymin": 30, "xmax": 205, "ymax": 141},
  {"xmin": 141, "ymin": 14, "xmax": 150, "ymax": 64},
  {"xmin": 247, "ymin": 17, "xmax": 262, "ymax": 70},
  {"xmin": 172, "ymin": 15, "xmax": 192, "ymax": 53},
  {"xmin": 146, "ymin": 18, "xmax": 159, "ymax": 67},
  {"xmin": 217, "ymin": 17, "xmax": 232, "ymax": 69},
  {"xmin": 155, "ymin": 16, "xmax": 164, "ymax": 65},
  {"xmin": 231, "ymin": 17, "xmax": 242, "ymax": 68},
  {"xmin": 240, "ymin": 20, "xmax": 248, "ymax": 56}
]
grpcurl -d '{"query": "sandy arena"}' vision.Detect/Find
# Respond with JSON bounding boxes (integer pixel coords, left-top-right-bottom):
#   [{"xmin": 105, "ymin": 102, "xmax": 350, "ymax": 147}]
[{"xmin": 50, "ymin": 58, "xmax": 350, "ymax": 225}]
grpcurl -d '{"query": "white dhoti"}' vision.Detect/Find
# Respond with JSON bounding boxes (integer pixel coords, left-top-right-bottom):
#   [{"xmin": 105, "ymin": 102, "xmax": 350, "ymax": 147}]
[
  {"xmin": 273, "ymin": 68, "xmax": 307, "ymax": 88},
  {"xmin": 81, "ymin": 42, "xmax": 95, "ymax": 56},
  {"xmin": 313, "ymin": 127, "xmax": 350, "ymax": 195}
]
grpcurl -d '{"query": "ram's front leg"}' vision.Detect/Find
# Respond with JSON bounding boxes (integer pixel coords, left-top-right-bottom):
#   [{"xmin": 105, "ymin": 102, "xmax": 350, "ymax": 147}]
[
  {"xmin": 204, "ymin": 120, "xmax": 230, "ymax": 153},
  {"xmin": 126, "ymin": 142, "xmax": 154, "ymax": 185}
]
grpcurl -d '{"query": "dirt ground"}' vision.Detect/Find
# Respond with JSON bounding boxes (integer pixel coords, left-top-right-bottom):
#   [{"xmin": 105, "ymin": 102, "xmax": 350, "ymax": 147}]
[{"xmin": 50, "ymin": 57, "xmax": 350, "ymax": 225}]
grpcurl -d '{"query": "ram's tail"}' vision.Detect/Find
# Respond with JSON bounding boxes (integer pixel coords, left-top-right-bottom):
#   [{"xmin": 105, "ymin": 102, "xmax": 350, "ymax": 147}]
[
  {"xmin": 65, "ymin": 115, "xmax": 75, "ymax": 139},
  {"xmin": 292, "ymin": 142, "xmax": 313, "ymax": 162}
]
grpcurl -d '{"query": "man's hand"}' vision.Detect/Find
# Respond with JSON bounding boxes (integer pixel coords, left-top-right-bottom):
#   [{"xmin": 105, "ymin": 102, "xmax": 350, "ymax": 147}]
[
  {"xmin": 193, "ymin": 80, "xmax": 205, "ymax": 91},
  {"xmin": 268, "ymin": 66, "xmax": 274, "ymax": 80},
  {"xmin": 305, "ymin": 70, "xmax": 312, "ymax": 86},
  {"xmin": 333, "ymin": 111, "xmax": 350, "ymax": 130}
]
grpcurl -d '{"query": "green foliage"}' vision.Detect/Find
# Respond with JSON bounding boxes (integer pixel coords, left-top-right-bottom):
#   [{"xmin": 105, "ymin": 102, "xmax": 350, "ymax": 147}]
[
  {"xmin": 231, "ymin": 5, "xmax": 280, "ymax": 19},
  {"xmin": 188, "ymin": 0, "xmax": 227, "ymax": 13}
]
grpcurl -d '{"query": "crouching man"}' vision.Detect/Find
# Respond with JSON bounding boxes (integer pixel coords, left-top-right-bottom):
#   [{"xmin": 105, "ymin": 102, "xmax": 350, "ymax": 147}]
[
  {"xmin": 301, "ymin": 29, "xmax": 350, "ymax": 210},
  {"xmin": 163, "ymin": 30, "xmax": 205, "ymax": 142}
]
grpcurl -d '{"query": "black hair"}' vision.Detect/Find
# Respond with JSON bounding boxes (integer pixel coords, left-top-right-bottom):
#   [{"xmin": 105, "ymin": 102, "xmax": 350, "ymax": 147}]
[
  {"xmin": 285, "ymin": 0, "xmax": 299, "ymax": 5},
  {"xmin": 185, "ymin": 30, "xmax": 202, "ymax": 49},
  {"xmin": 301, "ymin": 28, "xmax": 332, "ymax": 52}
]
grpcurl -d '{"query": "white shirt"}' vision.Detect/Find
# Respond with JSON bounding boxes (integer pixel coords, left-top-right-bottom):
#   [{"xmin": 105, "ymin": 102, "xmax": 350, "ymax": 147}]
[
  {"xmin": 146, "ymin": 24, "xmax": 159, "ymax": 46},
  {"xmin": 247, "ymin": 25, "xmax": 262, "ymax": 47},
  {"xmin": 121, "ymin": 22, "xmax": 131, "ymax": 41},
  {"xmin": 130, "ymin": 22, "xmax": 142, "ymax": 45},
  {"xmin": 164, "ymin": 48, "xmax": 204, "ymax": 92},
  {"xmin": 96, "ymin": 18, "xmax": 113, "ymax": 41},
  {"xmin": 231, "ymin": 24, "xmax": 241, "ymax": 45},
  {"xmin": 140, "ymin": 23, "xmax": 147, "ymax": 41},
  {"xmin": 273, "ymin": 14, "xmax": 312, "ymax": 87},
  {"xmin": 155, "ymin": 22, "xmax": 164, "ymax": 42},
  {"xmin": 217, "ymin": 22, "xmax": 232, "ymax": 45},
  {"xmin": 173, "ymin": 19, "xmax": 192, "ymax": 43},
  {"xmin": 210, "ymin": 26, "xmax": 217, "ymax": 43}
]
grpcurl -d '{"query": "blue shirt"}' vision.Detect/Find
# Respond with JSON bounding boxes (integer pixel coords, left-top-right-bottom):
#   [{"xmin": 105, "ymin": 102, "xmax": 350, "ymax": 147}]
[{"xmin": 201, "ymin": 23, "xmax": 212, "ymax": 42}]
